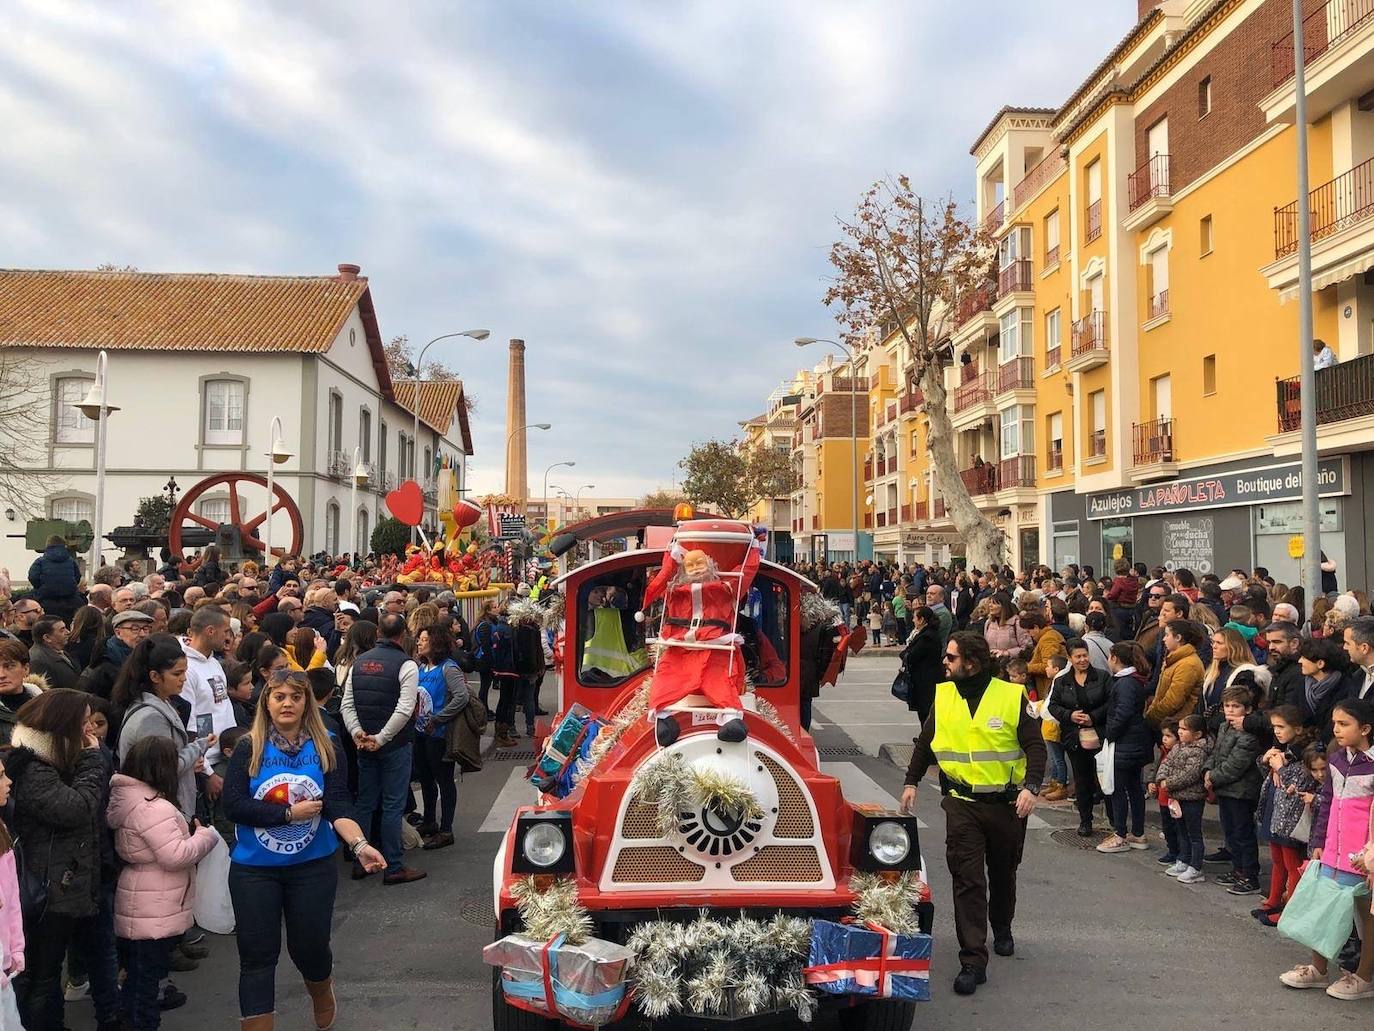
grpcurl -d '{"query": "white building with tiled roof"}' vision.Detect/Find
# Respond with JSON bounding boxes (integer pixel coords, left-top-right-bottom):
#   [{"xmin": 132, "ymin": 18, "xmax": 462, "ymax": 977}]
[{"xmin": 0, "ymin": 262, "xmax": 472, "ymax": 578}]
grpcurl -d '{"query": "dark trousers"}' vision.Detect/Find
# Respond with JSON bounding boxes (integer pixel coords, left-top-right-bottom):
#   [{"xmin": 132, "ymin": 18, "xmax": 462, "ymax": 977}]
[
  {"xmin": 799, "ymin": 694, "xmax": 813, "ymax": 731},
  {"xmin": 120, "ymin": 936, "xmax": 175, "ymax": 1030},
  {"xmin": 412, "ymin": 735, "xmax": 457, "ymax": 832},
  {"xmin": 15, "ymin": 910, "xmax": 77, "ymax": 1031},
  {"xmin": 942, "ymin": 795, "xmax": 1026, "ymax": 970},
  {"xmin": 1066, "ymin": 747, "xmax": 1100, "ymax": 828},
  {"xmin": 1178, "ymin": 799, "xmax": 1206, "ymax": 869},
  {"xmin": 70, "ymin": 879, "xmax": 121, "ymax": 1023},
  {"xmin": 228, "ymin": 857, "xmax": 337, "ymax": 1018},
  {"xmin": 493, "ymin": 673, "xmax": 521, "ymax": 730},
  {"xmin": 1159, "ymin": 804, "xmax": 1180, "ymax": 859},
  {"xmin": 1110, "ymin": 760, "xmax": 1148, "ymax": 837},
  {"xmin": 356, "ymin": 744, "xmax": 412, "ymax": 873},
  {"xmin": 1217, "ymin": 796, "xmax": 1260, "ymax": 880},
  {"xmin": 477, "ymin": 668, "xmax": 494, "ymax": 709}
]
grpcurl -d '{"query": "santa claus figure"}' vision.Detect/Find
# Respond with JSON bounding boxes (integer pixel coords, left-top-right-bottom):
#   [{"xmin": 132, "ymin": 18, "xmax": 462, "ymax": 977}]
[{"xmin": 636, "ymin": 543, "xmax": 759, "ymax": 746}]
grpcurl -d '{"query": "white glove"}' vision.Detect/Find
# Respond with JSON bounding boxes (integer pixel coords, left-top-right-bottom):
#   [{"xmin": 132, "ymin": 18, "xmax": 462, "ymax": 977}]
[{"xmin": 634, "ymin": 611, "xmax": 645, "ymax": 623}]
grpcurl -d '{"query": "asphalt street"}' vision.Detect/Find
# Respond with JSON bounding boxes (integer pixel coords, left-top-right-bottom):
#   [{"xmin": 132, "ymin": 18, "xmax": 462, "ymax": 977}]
[{"xmin": 64, "ymin": 657, "xmax": 1369, "ymax": 1030}]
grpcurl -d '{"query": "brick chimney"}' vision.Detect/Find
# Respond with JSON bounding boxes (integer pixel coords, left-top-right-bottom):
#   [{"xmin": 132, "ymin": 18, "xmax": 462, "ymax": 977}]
[{"xmin": 335, "ymin": 262, "xmax": 361, "ymax": 281}]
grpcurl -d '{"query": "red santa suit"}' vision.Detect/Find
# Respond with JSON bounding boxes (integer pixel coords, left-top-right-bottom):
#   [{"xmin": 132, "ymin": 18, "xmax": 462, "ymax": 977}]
[{"xmin": 639, "ymin": 544, "xmax": 760, "ymax": 712}]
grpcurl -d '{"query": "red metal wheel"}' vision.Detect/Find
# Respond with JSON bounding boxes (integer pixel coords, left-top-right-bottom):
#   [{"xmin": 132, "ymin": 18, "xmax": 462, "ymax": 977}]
[{"xmin": 168, "ymin": 472, "xmax": 304, "ymax": 559}]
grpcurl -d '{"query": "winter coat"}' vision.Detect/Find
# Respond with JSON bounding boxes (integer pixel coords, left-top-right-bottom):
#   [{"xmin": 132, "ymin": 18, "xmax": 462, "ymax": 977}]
[
  {"xmin": 25, "ymin": 545, "xmax": 81, "ymax": 608},
  {"xmin": 80, "ymin": 636, "xmax": 132, "ymax": 700},
  {"xmin": 117, "ymin": 692, "xmax": 211, "ymax": 818},
  {"xmin": 106, "ymin": 774, "xmax": 219, "ymax": 940},
  {"xmin": 1104, "ymin": 670, "xmax": 1153, "ymax": 765},
  {"xmin": 799, "ymin": 624, "xmax": 838, "ymax": 702},
  {"xmin": 900, "ymin": 622, "xmax": 942, "ymax": 716},
  {"xmin": 1206, "ymin": 722, "xmax": 1263, "ymax": 801},
  {"xmin": 1310, "ymin": 746, "xmax": 1374, "ymax": 876},
  {"xmin": 1026, "ymin": 628, "xmax": 1066, "ymax": 700},
  {"xmin": 1267, "ymin": 656, "xmax": 1305, "ymax": 711},
  {"xmin": 1146, "ymin": 645, "xmax": 1203, "ymax": 727},
  {"xmin": 27, "ymin": 642, "xmax": 81, "ymax": 693},
  {"xmin": 1259, "ymin": 744, "xmax": 1318, "ymax": 846},
  {"xmin": 300, "ymin": 606, "xmax": 341, "ymax": 659},
  {"xmin": 1153, "ymin": 739, "xmax": 1208, "ymax": 801},
  {"xmin": 1134, "ymin": 613, "xmax": 1162, "ymax": 659},
  {"xmin": 1105, "ymin": 575, "xmax": 1140, "ymax": 609},
  {"xmin": 0, "ymin": 850, "xmax": 22, "ymax": 984},
  {"xmin": 1199, "ymin": 662, "xmax": 1272, "ymax": 722},
  {"xmin": 983, "ymin": 617, "xmax": 1029, "ymax": 659},
  {"xmin": 7, "ymin": 725, "xmax": 106, "ymax": 919},
  {"xmin": 0, "ymin": 685, "xmax": 43, "ymax": 748},
  {"xmin": 1046, "ymin": 666, "xmax": 1112, "ymax": 751}
]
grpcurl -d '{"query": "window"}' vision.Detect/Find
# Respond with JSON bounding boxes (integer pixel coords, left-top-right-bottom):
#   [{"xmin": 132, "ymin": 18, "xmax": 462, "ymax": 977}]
[
  {"xmin": 1044, "ymin": 210, "xmax": 1061, "ymax": 263},
  {"xmin": 199, "ymin": 498, "xmax": 230, "ymax": 526},
  {"xmin": 577, "ymin": 569, "xmax": 653, "ymax": 687},
  {"xmin": 1047, "ymin": 412, "xmax": 1064, "ymax": 471},
  {"xmin": 54, "ymin": 377, "xmax": 95, "ymax": 444},
  {"xmin": 1045, "ymin": 309, "xmax": 1062, "ymax": 363},
  {"xmin": 379, "ymin": 421, "xmax": 389, "ymax": 476},
  {"xmin": 357, "ymin": 508, "xmax": 370, "ymax": 555},
  {"xmin": 1000, "ymin": 308, "xmax": 1033, "ymax": 361},
  {"xmin": 1152, "ymin": 374, "xmax": 1173, "ymax": 419},
  {"xmin": 1203, "ymin": 354, "xmax": 1217, "ymax": 395},
  {"xmin": 359, "ymin": 408, "xmax": 372, "ymax": 463},
  {"xmin": 1086, "ymin": 160, "xmax": 1102, "ymax": 204},
  {"xmin": 325, "ymin": 502, "xmax": 340, "ymax": 557},
  {"xmin": 1198, "ymin": 76, "xmax": 1212, "ymax": 118},
  {"xmin": 999, "ymin": 404, "xmax": 1034, "ymax": 457},
  {"xmin": 1090, "ymin": 390, "xmax": 1107, "ymax": 458},
  {"xmin": 203, "ymin": 380, "xmax": 245, "ymax": 446},
  {"xmin": 1200, "ymin": 214, "xmax": 1214, "ymax": 256},
  {"xmin": 50, "ymin": 497, "xmax": 94, "ymax": 524},
  {"xmin": 327, "ymin": 392, "xmax": 342, "ymax": 455},
  {"xmin": 423, "ymin": 447, "xmax": 432, "ymax": 482}
]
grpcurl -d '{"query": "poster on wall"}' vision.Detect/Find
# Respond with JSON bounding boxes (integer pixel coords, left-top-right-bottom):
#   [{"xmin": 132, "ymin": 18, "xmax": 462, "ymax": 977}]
[{"xmin": 1162, "ymin": 516, "xmax": 1214, "ymax": 574}]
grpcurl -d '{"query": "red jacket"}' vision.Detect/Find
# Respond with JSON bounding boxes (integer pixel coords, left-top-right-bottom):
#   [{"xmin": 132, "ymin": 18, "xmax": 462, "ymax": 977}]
[{"xmin": 1105, "ymin": 575, "xmax": 1140, "ymax": 607}]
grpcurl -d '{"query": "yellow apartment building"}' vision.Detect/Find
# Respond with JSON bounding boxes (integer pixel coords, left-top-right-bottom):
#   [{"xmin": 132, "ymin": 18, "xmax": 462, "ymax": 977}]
[
  {"xmin": 860, "ymin": 0, "xmax": 1374, "ymax": 585},
  {"xmin": 740, "ymin": 382, "xmax": 801, "ymax": 560}
]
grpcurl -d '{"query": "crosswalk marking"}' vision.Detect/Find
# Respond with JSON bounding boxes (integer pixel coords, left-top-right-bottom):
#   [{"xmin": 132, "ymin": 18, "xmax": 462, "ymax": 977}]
[
  {"xmin": 479, "ymin": 767, "xmax": 538, "ymax": 833},
  {"xmin": 819, "ymin": 761, "xmax": 927, "ymax": 828}
]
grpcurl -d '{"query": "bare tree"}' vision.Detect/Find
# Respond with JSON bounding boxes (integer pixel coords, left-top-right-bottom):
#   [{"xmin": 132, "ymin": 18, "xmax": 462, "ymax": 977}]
[
  {"xmin": 0, "ymin": 350, "xmax": 64, "ymax": 515},
  {"xmin": 825, "ymin": 177, "xmax": 1005, "ymax": 569}
]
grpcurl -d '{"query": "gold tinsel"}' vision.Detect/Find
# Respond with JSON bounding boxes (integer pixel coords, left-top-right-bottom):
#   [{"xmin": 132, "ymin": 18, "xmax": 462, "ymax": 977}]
[
  {"xmin": 691, "ymin": 767, "xmax": 765, "ymax": 821},
  {"xmin": 509, "ymin": 875, "xmax": 593, "ymax": 945},
  {"xmin": 630, "ymin": 756, "xmax": 765, "ymax": 835},
  {"xmin": 849, "ymin": 872, "xmax": 925, "ymax": 936}
]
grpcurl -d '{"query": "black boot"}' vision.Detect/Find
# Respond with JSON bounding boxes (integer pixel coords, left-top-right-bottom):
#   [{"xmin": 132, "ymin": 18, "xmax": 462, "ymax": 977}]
[
  {"xmin": 655, "ymin": 715, "xmax": 680, "ymax": 747},
  {"xmin": 952, "ymin": 965, "xmax": 986, "ymax": 995},
  {"xmin": 992, "ymin": 930, "xmax": 1015, "ymax": 956},
  {"xmin": 717, "ymin": 717, "xmax": 748, "ymax": 742}
]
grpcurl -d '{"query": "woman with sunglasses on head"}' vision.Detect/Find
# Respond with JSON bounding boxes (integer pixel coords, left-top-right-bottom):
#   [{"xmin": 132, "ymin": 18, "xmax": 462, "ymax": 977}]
[{"xmin": 223, "ymin": 669, "xmax": 384, "ymax": 1031}]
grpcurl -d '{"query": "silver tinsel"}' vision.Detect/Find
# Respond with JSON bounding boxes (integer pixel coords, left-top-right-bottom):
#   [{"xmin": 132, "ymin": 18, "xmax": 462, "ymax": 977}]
[
  {"xmin": 506, "ymin": 597, "xmax": 544, "ymax": 628},
  {"xmin": 800, "ymin": 592, "xmax": 843, "ymax": 632},
  {"xmin": 629, "ymin": 751, "xmax": 695, "ymax": 835},
  {"xmin": 849, "ymin": 872, "xmax": 924, "ymax": 935},
  {"xmin": 540, "ymin": 590, "xmax": 565, "ymax": 632}
]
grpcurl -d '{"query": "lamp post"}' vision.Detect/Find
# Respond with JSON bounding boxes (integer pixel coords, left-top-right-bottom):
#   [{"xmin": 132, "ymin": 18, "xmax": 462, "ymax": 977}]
[
  {"xmin": 508, "ymin": 423, "xmax": 552, "ymax": 512},
  {"xmin": 543, "ymin": 461, "xmax": 575, "ymax": 529},
  {"xmin": 407, "ymin": 330, "xmax": 489, "ymax": 541},
  {"xmin": 263, "ymin": 417, "xmax": 293, "ymax": 566},
  {"xmin": 553, "ymin": 487, "xmax": 572, "ymax": 529},
  {"xmin": 796, "ymin": 337, "xmax": 860, "ymax": 562},
  {"xmin": 75, "ymin": 350, "xmax": 119, "ymax": 575},
  {"xmin": 574, "ymin": 484, "xmax": 595, "ymax": 523},
  {"xmin": 350, "ymin": 446, "xmax": 370, "ymax": 561}
]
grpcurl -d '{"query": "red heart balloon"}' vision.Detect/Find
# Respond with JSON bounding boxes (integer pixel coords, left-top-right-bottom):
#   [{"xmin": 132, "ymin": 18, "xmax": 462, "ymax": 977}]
[{"xmin": 386, "ymin": 480, "xmax": 425, "ymax": 526}]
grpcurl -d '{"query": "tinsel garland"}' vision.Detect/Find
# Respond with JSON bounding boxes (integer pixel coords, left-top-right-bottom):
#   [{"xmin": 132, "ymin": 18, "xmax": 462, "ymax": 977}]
[
  {"xmin": 540, "ymin": 590, "xmax": 565, "ymax": 632},
  {"xmin": 800, "ymin": 592, "xmax": 843, "ymax": 632},
  {"xmin": 571, "ymin": 679, "xmax": 651, "ymax": 782},
  {"xmin": 630, "ymin": 753, "xmax": 764, "ymax": 835},
  {"xmin": 627, "ymin": 912, "xmax": 816, "ymax": 1022},
  {"xmin": 506, "ymin": 597, "xmax": 544, "ymax": 628},
  {"xmin": 849, "ymin": 872, "xmax": 925, "ymax": 935},
  {"xmin": 509, "ymin": 876, "xmax": 593, "ymax": 945},
  {"xmin": 751, "ymin": 695, "xmax": 795, "ymax": 744}
]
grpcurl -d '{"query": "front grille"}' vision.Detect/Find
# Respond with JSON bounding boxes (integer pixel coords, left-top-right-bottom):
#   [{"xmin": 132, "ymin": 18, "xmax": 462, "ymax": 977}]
[
  {"xmin": 621, "ymin": 796, "xmax": 660, "ymax": 839},
  {"xmin": 731, "ymin": 846, "xmax": 823, "ymax": 882},
  {"xmin": 758, "ymin": 755, "xmax": 814, "ymax": 838},
  {"xmin": 611, "ymin": 847, "xmax": 705, "ymax": 883}
]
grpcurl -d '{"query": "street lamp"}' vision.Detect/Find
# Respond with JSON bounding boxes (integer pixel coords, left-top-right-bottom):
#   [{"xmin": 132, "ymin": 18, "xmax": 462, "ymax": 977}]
[
  {"xmin": 574, "ymin": 484, "xmax": 595, "ymax": 521},
  {"xmin": 263, "ymin": 416, "xmax": 293, "ymax": 566},
  {"xmin": 75, "ymin": 351, "xmax": 120, "ymax": 574},
  {"xmin": 350, "ymin": 445, "xmax": 370, "ymax": 561},
  {"xmin": 796, "ymin": 337, "xmax": 861, "ymax": 563},
  {"xmin": 407, "ymin": 329, "xmax": 489, "ymax": 539},
  {"xmin": 543, "ymin": 462, "xmax": 575, "ymax": 529},
  {"xmin": 507, "ymin": 423, "xmax": 553, "ymax": 510}
]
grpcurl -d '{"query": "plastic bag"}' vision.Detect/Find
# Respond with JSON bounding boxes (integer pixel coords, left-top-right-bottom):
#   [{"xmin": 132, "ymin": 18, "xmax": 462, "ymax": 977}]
[
  {"xmin": 1277, "ymin": 862, "xmax": 1371, "ymax": 959},
  {"xmin": 193, "ymin": 835, "xmax": 235, "ymax": 934},
  {"xmin": 1094, "ymin": 740, "xmax": 1115, "ymax": 796}
]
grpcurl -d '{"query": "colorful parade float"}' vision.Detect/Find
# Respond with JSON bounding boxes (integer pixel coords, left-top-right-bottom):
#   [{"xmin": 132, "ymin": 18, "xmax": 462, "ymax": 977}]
[{"xmin": 487, "ymin": 506, "xmax": 933, "ymax": 1030}]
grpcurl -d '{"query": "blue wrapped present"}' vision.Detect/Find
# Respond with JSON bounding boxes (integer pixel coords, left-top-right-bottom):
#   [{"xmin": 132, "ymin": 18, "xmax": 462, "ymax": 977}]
[{"xmin": 804, "ymin": 919, "xmax": 931, "ymax": 1001}]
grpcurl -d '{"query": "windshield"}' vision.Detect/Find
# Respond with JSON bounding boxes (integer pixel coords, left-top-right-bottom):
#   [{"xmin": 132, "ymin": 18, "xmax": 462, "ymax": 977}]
[{"xmin": 576, "ymin": 566, "xmax": 651, "ymax": 687}]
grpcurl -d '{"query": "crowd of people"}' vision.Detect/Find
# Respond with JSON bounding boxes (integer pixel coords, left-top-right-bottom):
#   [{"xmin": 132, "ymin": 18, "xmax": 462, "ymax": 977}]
[
  {"xmin": 792, "ymin": 553, "xmax": 1374, "ymax": 1001},
  {"xmin": 0, "ymin": 538, "xmax": 545, "ymax": 1030}
]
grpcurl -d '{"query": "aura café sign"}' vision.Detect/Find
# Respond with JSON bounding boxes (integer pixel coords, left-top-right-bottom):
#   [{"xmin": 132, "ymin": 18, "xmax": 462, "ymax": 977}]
[{"xmin": 1086, "ymin": 458, "xmax": 1348, "ymax": 521}]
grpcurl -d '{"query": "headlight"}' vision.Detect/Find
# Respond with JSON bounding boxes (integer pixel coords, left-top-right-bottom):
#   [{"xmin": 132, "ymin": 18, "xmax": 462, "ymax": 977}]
[
  {"xmin": 868, "ymin": 821, "xmax": 911, "ymax": 865},
  {"xmin": 523, "ymin": 823, "xmax": 567, "ymax": 868}
]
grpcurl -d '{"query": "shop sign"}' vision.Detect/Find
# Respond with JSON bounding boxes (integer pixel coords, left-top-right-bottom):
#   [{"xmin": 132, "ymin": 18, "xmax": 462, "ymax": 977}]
[
  {"xmin": 828, "ymin": 532, "xmax": 856, "ymax": 551},
  {"xmin": 1086, "ymin": 457, "xmax": 1348, "ymax": 520},
  {"xmin": 901, "ymin": 530, "xmax": 962, "ymax": 546}
]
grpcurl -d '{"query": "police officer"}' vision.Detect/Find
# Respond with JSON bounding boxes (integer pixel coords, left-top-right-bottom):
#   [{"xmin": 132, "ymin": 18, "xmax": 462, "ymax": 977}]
[{"xmin": 900, "ymin": 630, "xmax": 1045, "ymax": 996}]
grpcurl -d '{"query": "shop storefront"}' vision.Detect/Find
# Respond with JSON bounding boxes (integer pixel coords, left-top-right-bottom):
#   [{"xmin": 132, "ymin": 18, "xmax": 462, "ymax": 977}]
[{"xmin": 1048, "ymin": 454, "xmax": 1373, "ymax": 587}]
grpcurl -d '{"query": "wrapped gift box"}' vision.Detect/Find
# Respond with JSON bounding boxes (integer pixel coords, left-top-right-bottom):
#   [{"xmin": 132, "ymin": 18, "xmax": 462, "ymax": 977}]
[
  {"xmin": 483, "ymin": 932, "xmax": 633, "ymax": 1027},
  {"xmin": 532, "ymin": 704, "xmax": 602, "ymax": 797},
  {"xmin": 804, "ymin": 919, "xmax": 932, "ymax": 1001}
]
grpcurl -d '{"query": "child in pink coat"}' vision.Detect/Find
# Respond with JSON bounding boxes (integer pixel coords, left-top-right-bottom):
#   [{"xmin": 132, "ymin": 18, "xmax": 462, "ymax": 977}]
[
  {"xmin": 0, "ymin": 758, "xmax": 24, "ymax": 1031},
  {"xmin": 107, "ymin": 737, "xmax": 220, "ymax": 1030}
]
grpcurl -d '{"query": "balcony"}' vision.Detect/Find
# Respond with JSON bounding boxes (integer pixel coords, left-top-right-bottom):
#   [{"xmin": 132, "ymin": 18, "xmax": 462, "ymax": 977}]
[
  {"xmin": 863, "ymin": 459, "xmax": 874, "ymax": 482},
  {"xmin": 1047, "ymin": 445, "xmax": 1064, "ymax": 473},
  {"xmin": 901, "ymin": 504, "xmax": 913, "ymax": 522},
  {"xmin": 1012, "ymin": 149, "xmax": 1066, "ymax": 211},
  {"xmin": 1085, "ymin": 200, "xmax": 1102, "ymax": 244},
  {"xmin": 1089, "ymin": 429, "xmax": 1107, "ymax": 460},
  {"xmin": 1067, "ymin": 312, "xmax": 1109, "ymax": 372},
  {"xmin": 996, "ymin": 357, "xmax": 1036, "ymax": 403},
  {"xmin": 997, "ymin": 259, "xmax": 1032, "ymax": 297},
  {"xmin": 954, "ymin": 281, "xmax": 999, "ymax": 339},
  {"xmin": 899, "ymin": 388, "xmax": 924, "ymax": 415},
  {"xmin": 951, "ymin": 372, "xmax": 997, "ymax": 430},
  {"xmin": 1275, "ymin": 351, "xmax": 1374, "ymax": 433},
  {"xmin": 981, "ymin": 200, "xmax": 1005, "ymax": 236},
  {"xmin": 959, "ymin": 463, "xmax": 998, "ymax": 498},
  {"xmin": 1267, "ymin": 0, "xmax": 1374, "ymax": 125},
  {"xmin": 1124, "ymin": 154, "xmax": 1173, "ymax": 231},
  {"xmin": 1045, "ymin": 244, "xmax": 1061, "ymax": 269},
  {"xmin": 1274, "ymin": 155, "xmax": 1374, "ymax": 259},
  {"xmin": 915, "ymin": 501, "xmax": 929, "ymax": 521},
  {"xmin": 997, "ymin": 455, "xmax": 1037, "ymax": 498},
  {"xmin": 1131, "ymin": 417, "xmax": 1179, "ymax": 481},
  {"xmin": 1146, "ymin": 289, "xmax": 1170, "ymax": 327},
  {"xmin": 1046, "ymin": 343, "xmax": 1062, "ymax": 370},
  {"xmin": 326, "ymin": 450, "xmax": 351, "ymax": 480},
  {"xmin": 934, "ymin": 498, "xmax": 947, "ymax": 520}
]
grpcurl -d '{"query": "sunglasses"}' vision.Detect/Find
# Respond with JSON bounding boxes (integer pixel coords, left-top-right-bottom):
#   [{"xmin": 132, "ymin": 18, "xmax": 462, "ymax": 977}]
[
  {"xmin": 268, "ymin": 669, "xmax": 309, "ymax": 685},
  {"xmin": 943, "ymin": 652, "xmax": 960, "ymax": 661}
]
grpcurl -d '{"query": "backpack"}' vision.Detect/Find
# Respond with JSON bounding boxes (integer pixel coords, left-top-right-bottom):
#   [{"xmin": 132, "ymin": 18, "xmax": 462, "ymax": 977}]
[{"xmin": 473, "ymin": 620, "xmax": 495, "ymax": 672}]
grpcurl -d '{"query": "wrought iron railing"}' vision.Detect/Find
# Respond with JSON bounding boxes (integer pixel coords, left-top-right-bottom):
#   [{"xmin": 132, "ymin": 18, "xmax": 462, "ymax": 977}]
[
  {"xmin": 1013, "ymin": 150, "xmax": 1066, "ymax": 210},
  {"xmin": 1133, "ymin": 417, "xmax": 1176, "ymax": 465},
  {"xmin": 953, "ymin": 373, "xmax": 996, "ymax": 412},
  {"xmin": 1274, "ymin": 155, "xmax": 1374, "ymax": 258},
  {"xmin": 1046, "ymin": 344, "xmax": 1062, "ymax": 369},
  {"xmin": 1149, "ymin": 290, "xmax": 1170, "ymax": 321},
  {"xmin": 1272, "ymin": 0, "xmax": 1374, "ymax": 87},
  {"xmin": 998, "ymin": 259, "xmax": 1032, "ymax": 294},
  {"xmin": 1047, "ymin": 446, "xmax": 1064, "ymax": 472},
  {"xmin": 1275, "ymin": 351, "xmax": 1374, "ymax": 432},
  {"xmin": 1128, "ymin": 154, "xmax": 1171, "ymax": 211},
  {"xmin": 1071, "ymin": 311, "xmax": 1108, "ymax": 358},
  {"xmin": 960, "ymin": 464, "xmax": 998, "ymax": 495},
  {"xmin": 998, "ymin": 455, "xmax": 1037, "ymax": 489},
  {"xmin": 997, "ymin": 357, "xmax": 1036, "ymax": 394},
  {"xmin": 981, "ymin": 200, "xmax": 1005, "ymax": 235},
  {"xmin": 1085, "ymin": 199, "xmax": 1102, "ymax": 243}
]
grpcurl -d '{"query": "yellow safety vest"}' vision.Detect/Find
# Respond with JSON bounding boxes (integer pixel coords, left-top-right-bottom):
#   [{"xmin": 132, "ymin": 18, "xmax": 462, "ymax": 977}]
[{"xmin": 930, "ymin": 677, "xmax": 1027, "ymax": 800}]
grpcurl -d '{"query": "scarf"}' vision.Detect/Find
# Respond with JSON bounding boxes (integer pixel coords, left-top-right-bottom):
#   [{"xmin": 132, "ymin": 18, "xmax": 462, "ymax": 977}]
[
  {"xmin": 105, "ymin": 634, "xmax": 132, "ymax": 666},
  {"xmin": 269, "ymin": 727, "xmax": 307, "ymax": 757},
  {"xmin": 1305, "ymin": 670, "xmax": 1344, "ymax": 713}
]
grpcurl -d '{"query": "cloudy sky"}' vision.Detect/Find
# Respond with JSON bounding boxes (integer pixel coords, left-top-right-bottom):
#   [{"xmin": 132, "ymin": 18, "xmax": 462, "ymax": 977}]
[{"xmin": 1, "ymin": 0, "xmax": 1132, "ymax": 500}]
